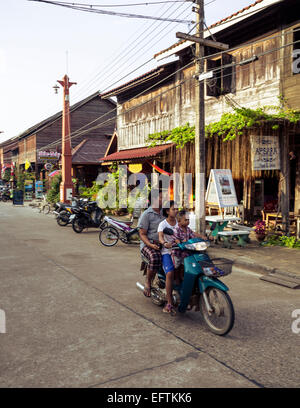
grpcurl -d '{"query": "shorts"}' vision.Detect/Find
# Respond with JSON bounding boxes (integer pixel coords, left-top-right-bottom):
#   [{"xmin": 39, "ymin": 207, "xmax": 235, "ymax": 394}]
[{"xmin": 162, "ymin": 254, "xmax": 175, "ymax": 275}]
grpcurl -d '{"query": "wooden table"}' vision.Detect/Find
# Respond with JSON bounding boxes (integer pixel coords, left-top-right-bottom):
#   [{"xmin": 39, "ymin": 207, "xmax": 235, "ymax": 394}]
[{"xmin": 206, "ymin": 216, "xmax": 241, "ymax": 238}]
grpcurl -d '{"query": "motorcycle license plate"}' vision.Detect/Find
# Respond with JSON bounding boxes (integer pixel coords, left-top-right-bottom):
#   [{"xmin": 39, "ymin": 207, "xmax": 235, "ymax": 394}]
[{"xmin": 70, "ymin": 214, "xmax": 76, "ymax": 221}]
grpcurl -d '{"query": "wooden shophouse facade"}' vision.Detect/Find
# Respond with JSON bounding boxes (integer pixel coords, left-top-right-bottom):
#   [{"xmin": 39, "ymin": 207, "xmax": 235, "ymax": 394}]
[
  {"xmin": 101, "ymin": 0, "xmax": 300, "ymax": 229},
  {"xmin": 0, "ymin": 92, "xmax": 116, "ymax": 188}
]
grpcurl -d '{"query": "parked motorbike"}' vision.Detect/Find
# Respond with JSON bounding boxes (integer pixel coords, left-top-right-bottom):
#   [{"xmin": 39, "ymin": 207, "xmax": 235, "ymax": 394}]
[
  {"xmin": 72, "ymin": 201, "xmax": 105, "ymax": 233},
  {"xmin": 53, "ymin": 197, "xmax": 88, "ymax": 226},
  {"xmin": 99, "ymin": 215, "xmax": 139, "ymax": 246},
  {"xmin": 0, "ymin": 189, "xmax": 11, "ymax": 202},
  {"xmin": 136, "ymin": 229, "xmax": 235, "ymax": 336}
]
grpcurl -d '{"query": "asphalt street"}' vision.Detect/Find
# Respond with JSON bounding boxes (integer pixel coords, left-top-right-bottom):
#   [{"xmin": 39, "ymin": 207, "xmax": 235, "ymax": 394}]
[{"xmin": 0, "ymin": 203, "xmax": 299, "ymax": 388}]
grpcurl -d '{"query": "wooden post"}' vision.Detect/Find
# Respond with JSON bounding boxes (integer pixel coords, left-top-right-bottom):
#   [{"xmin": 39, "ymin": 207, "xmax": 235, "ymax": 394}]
[
  {"xmin": 57, "ymin": 75, "xmax": 76, "ymax": 204},
  {"xmin": 280, "ymin": 126, "xmax": 290, "ymax": 235},
  {"xmin": 294, "ymin": 150, "xmax": 300, "ymax": 216},
  {"xmin": 194, "ymin": 0, "xmax": 206, "ymax": 234}
]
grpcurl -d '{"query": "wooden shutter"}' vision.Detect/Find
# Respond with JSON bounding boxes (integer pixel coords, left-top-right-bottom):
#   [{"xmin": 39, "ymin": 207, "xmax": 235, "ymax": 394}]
[
  {"xmin": 221, "ymin": 53, "xmax": 234, "ymax": 94},
  {"xmin": 206, "ymin": 58, "xmax": 220, "ymax": 97}
]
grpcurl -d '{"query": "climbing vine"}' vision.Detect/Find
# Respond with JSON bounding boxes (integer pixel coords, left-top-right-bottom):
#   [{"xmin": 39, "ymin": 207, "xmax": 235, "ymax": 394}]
[{"xmin": 146, "ymin": 99, "xmax": 300, "ymax": 147}]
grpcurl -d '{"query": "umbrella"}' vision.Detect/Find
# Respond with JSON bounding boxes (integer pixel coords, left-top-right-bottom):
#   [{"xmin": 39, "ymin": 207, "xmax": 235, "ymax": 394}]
[{"xmin": 48, "ymin": 170, "xmax": 61, "ymax": 177}]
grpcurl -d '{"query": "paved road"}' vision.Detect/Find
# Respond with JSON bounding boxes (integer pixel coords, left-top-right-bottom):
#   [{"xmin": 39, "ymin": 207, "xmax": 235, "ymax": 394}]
[{"xmin": 0, "ymin": 203, "xmax": 299, "ymax": 388}]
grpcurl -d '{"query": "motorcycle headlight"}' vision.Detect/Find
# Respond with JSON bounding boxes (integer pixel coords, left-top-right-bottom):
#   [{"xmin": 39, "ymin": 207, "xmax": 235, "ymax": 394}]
[{"xmin": 185, "ymin": 242, "xmax": 208, "ymax": 251}]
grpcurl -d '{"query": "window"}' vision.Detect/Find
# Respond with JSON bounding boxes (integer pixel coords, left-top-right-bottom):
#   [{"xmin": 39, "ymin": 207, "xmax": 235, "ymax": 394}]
[
  {"xmin": 206, "ymin": 53, "xmax": 235, "ymax": 97},
  {"xmin": 293, "ymin": 27, "xmax": 300, "ymax": 75}
]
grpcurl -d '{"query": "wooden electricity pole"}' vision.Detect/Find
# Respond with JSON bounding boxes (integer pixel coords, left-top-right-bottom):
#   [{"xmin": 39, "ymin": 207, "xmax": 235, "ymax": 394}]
[
  {"xmin": 176, "ymin": 1, "xmax": 228, "ymax": 233},
  {"xmin": 57, "ymin": 75, "xmax": 76, "ymax": 204},
  {"xmin": 194, "ymin": 0, "xmax": 206, "ymax": 234}
]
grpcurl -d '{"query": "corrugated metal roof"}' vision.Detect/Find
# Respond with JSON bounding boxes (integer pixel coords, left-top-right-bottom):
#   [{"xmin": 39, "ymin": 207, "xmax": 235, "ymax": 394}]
[
  {"xmin": 72, "ymin": 136, "xmax": 111, "ymax": 164},
  {"xmin": 154, "ymin": 0, "xmax": 280, "ymax": 60},
  {"xmin": 99, "ymin": 144, "xmax": 172, "ymax": 162}
]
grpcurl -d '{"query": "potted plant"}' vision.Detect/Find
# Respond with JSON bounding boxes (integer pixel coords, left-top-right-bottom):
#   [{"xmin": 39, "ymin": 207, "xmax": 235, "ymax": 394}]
[{"xmin": 254, "ymin": 220, "xmax": 266, "ymax": 242}]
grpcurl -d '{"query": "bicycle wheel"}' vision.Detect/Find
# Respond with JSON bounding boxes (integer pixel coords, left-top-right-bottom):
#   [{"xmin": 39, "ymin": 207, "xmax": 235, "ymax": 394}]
[
  {"xmin": 200, "ymin": 288, "xmax": 235, "ymax": 336},
  {"xmin": 43, "ymin": 204, "xmax": 51, "ymax": 214},
  {"xmin": 99, "ymin": 226, "xmax": 119, "ymax": 246}
]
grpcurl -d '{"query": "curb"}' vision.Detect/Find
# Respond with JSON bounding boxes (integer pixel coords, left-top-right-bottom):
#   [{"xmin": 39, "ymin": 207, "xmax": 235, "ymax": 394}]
[{"xmin": 207, "ymin": 247, "xmax": 300, "ymax": 280}]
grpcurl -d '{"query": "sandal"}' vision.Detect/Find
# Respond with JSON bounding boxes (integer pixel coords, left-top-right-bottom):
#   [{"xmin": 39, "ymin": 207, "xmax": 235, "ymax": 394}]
[
  {"xmin": 163, "ymin": 303, "xmax": 176, "ymax": 316},
  {"xmin": 143, "ymin": 286, "xmax": 151, "ymax": 297}
]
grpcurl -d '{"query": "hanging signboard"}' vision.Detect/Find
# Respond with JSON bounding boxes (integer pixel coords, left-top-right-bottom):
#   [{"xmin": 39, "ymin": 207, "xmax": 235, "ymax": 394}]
[
  {"xmin": 250, "ymin": 135, "xmax": 280, "ymax": 170},
  {"xmin": 206, "ymin": 169, "xmax": 238, "ymax": 208},
  {"xmin": 38, "ymin": 151, "xmax": 61, "ymax": 163}
]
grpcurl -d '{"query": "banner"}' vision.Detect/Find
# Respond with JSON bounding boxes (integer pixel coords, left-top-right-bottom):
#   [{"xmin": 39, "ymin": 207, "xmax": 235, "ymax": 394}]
[{"xmin": 250, "ymin": 135, "xmax": 280, "ymax": 170}]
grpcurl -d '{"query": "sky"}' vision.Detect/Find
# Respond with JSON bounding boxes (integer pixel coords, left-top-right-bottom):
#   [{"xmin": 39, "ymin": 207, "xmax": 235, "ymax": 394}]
[{"xmin": 0, "ymin": 0, "xmax": 255, "ymax": 143}]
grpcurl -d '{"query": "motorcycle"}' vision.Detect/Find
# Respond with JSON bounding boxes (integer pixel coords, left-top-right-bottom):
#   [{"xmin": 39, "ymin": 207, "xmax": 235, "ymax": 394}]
[
  {"xmin": 136, "ymin": 228, "xmax": 235, "ymax": 336},
  {"xmin": 53, "ymin": 198, "xmax": 88, "ymax": 227},
  {"xmin": 71, "ymin": 201, "xmax": 105, "ymax": 233},
  {"xmin": 99, "ymin": 215, "xmax": 139, "ymax": 246},
  {"xmin": 0, "ymin": 189, "xmax": 11, "ymax": 202}
]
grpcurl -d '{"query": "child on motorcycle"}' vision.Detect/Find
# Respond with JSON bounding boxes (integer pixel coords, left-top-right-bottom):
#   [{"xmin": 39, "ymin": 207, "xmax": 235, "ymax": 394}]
[
  {"xmin": 172, "ymin": 209, "xmax": 208, "ymax": 283},
  {"xmin": 157, "ymin": 201, "xmax": 178, "ymax": 316}
]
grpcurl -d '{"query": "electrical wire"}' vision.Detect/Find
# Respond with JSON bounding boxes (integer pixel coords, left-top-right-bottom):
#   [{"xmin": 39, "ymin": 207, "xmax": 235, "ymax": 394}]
[
  {"xmin": 72, "ymin": 1, "xmax": 192, "ymax": 101},
  {"xmin": 29, "ymin": 0, "xmax": 194, "ymax": 23},
  {"xmin": 38, "ymin": 36, "xmax": 300, "ymax": 153},
  {"xmin": 36, "ymin": 1, "xmax": 189, "ymax": 7}
]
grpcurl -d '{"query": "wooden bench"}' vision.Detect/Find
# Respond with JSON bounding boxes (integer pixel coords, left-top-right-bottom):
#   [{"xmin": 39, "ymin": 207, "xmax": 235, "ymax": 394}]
[{"xmin": 218, "ymin": 230, "xmax": 250, "ymax": 248}]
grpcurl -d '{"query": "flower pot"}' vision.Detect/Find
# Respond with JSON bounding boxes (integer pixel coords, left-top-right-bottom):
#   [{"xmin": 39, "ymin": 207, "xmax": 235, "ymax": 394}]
[{"xmin": 256, "ymin": 233, "xmax": 266, "ymax": 243}]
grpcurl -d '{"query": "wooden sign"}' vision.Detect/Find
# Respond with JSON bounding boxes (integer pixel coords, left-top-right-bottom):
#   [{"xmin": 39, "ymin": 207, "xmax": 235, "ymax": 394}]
[{"xmin": 250, "ymin": 135, "xmax": 280, "ymax": 170}]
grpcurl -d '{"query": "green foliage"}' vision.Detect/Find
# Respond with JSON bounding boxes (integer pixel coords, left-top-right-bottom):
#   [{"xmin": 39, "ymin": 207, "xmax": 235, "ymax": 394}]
[
  {"xmin": 79, "ymin": 181, "xmax": 101, "ymax": 200},
  {"xmin": 263, "ymin": 234, "xmax": 300, "ymax": 249},
  {"xmin": 206, "ymin": 103, "xmax": 300, "ymax": 141},
  {"xmin": 47, "ymin": 174, "xmax": 62, "ymax": 203},
  {"xmin": 146, "ymin": 123, "xmax": 195, "ymax": 148},
  {"xmin": 2, "ymin": 168, "xmax": 11, "ymax": 182},
  {"xmin": 146, "ymin": 99, "xmax": 300, "ymax": 147}
]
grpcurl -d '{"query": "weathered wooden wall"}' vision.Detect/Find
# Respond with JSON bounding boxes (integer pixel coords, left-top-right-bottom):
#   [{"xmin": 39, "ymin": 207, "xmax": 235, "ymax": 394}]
[
  {"xmin": 282, "ymin": 23, "xmax": 300, "ymax": 110},
  {"xmin": 117, "ymin": 31, "xmax": 282, "ymax": 151}
]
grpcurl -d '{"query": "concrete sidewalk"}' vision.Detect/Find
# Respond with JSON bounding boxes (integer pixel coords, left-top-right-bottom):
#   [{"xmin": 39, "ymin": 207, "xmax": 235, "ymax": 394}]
[{"xmin": 207, "ymin": 237, "xmax": 300, "ymax": 280}]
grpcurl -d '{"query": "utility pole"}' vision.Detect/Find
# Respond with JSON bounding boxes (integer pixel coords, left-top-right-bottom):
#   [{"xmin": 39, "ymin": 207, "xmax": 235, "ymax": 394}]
[
  {"xmin": 194, "ymin": 0, "xmax": 206, "ymax": 234},
  {"xmin": 176, "ymin": 1, "xmax": 228, "ymax": 233},
  {"xmin": 57, "ymin": 75, "xmax": 76, "ymax": 204}
]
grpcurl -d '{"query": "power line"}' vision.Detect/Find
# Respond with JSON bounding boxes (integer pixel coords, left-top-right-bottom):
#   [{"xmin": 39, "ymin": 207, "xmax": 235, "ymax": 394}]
[
  {"xmin": 37, "ymin": 1, "xmax": 188, "ymax": 7},
  {"xmin": 39, "ymin": 37, "xmax": 300, "ymax": 152},
  {"xmin": 29, "ymin": 0, "xmax": 194, "ymax": 23},
  {"xmin": 72, "ymin": 0, "xmax": 192, "ymax": 101}
]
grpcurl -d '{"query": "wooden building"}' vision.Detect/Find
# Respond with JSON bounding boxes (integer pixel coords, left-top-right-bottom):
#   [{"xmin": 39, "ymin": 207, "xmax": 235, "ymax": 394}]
[
  {"xmin": 101, "ymin": 0, "xmax": 300, "ymax": 228},
  {"xmin": 0, "ymin": 92, "xmax": 116, "ymax": 187}
]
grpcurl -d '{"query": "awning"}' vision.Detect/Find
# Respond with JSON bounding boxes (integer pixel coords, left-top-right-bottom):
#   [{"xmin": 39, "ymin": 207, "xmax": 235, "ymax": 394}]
[{"xmin": 99, "ymin": 144, "xmax": 173, "ymax": 163}]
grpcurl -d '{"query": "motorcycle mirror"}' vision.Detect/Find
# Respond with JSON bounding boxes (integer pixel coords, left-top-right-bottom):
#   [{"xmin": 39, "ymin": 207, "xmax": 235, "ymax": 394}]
[{"xmin": 163, "ymin": 227, "xmax": 174, "ymax": 235}]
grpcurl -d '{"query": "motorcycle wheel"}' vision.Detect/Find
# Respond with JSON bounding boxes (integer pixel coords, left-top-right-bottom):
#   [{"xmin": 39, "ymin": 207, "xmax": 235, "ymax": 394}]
[
  {"xmin": 2, "ymin": 196, "xmax": 7, "ymax": 202},
  {"xmin": 72, "ymin": 218, "xmax": 84, "ymax": 233},
  {"xmin": 200, "ymin": 288, "xmax": 235, "ymax": 336},
  {"xmin": 99, "ymin": 226, "xmax": 119, "ymax": 246},
  {"xmin": 57, "ymin": 211, "xmax": 69, "ymax": 226}
]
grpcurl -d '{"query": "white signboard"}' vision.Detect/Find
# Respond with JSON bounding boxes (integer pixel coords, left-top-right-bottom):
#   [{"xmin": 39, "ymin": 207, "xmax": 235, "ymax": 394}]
[
  {"xmin": 250, "ymin": 135, "xmax": 280, "ymax": 170},
  {"xmin": 206, "ymin": 169, "xmax": 238, "ymax": 208}
]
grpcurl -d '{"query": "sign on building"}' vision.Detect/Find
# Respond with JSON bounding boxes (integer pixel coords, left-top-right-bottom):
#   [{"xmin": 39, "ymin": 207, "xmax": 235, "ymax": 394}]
[
  {"xmin": 206, "ymin": 169, "xmax": 238, "ymax": 208},
  {"xmin": 250, "ymin": 135, "xmax": 280, "ymax": 170},
  {"xmin": 38, "ymin": 151, "xmax": 61, "ymax": 162}
]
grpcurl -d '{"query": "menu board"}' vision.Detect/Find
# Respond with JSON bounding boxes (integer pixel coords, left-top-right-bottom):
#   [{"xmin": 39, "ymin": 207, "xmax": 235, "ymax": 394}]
[{"xmin": 206, "ymin": 169, "xmax": 238, "ymax": 208}]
